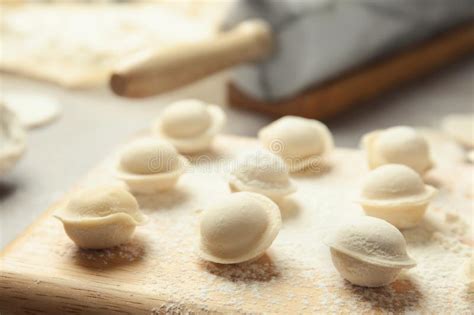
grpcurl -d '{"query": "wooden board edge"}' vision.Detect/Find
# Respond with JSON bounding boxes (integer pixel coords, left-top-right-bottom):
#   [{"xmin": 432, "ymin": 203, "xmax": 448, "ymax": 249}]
[
  {"xmin": 0, "ymin": 197, "xmax": 67, "ymax": 260},
  {"xmin": 227, "ymin": 21, "xmax": 474, "ymax": 121},
  {"xmin": 0, "ymin": 134, "xmax": 262, "ymax": 314},
  {"xmin": 0, "ymin": 270, "xmax": 234, "ymax": 314}
]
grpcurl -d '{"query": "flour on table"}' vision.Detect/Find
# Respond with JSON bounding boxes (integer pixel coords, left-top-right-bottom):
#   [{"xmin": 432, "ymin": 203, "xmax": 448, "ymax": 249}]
[
  {"xmin": 62, "ymin": 136, "xmax": 472, "ymax": 313},
  {"xmin": 441, "ymin": 113, "xmax": 474, "ymax": 148},
  {"xmin": 15, "ymin": 135, "xmax": 472, "ymax": 313}
]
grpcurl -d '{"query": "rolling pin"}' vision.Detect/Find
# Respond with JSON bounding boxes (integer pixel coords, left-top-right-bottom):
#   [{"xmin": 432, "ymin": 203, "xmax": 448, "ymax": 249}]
[
  {"xmin": 110, "ymin": 20, "xmax": 272, "ymax": 98},
  {"xmin": 110, "ymin": 0, "xmax": 474, "ymax": 115}
]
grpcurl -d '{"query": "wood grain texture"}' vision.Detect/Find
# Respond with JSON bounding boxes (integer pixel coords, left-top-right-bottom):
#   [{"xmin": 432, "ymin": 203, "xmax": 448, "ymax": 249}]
[
  {"xmin": 227, "ymin": 22, "xmax": 474, "ymax": 120},
  {"xmin": 0, "ymin": 135, "xmax": 472, "ymax": 314}
]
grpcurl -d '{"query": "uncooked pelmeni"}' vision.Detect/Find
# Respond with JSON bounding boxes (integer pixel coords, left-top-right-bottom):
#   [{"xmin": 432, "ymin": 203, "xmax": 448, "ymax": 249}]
[
  {"xmin": 358, "ymin": 164, "xmax": 437, "ymax": 229},
  {"xmin": 441, "ymin": 114, "xmax": 474, "ymax": 148},
  {"xmin": 55, "ymin": 186, "xmax": 148, "ymax": 249},
  {"xmin": 361, "ymin": 126, "xmax": 433, "ymax": 175},
  {"xmin": 113, "ymin": 138, "xmax": 188, "ymax": 194},
  {"xmin": 3, "ymin": 93, "xmax": 61, "ymax": 129},
  {"xmin": 0, "ymin": 103, "xmax": 26, "ymax": 175},
  {"xmin": 229, "ymin": 149, "xmax": 296, "ymax": 202},
  {"xmin": 153, "ymin": 99, "xmax": 226, "ymax": 153},
  {"xmin": 199, "ymin": 192, "xmax": 281, "ymax": 264},
  {"xmin": 258, "ymin": 116, "xmax": 333, "ymax": 172},
  {"xmin": 324, "ymin": 216, "xmax": 416, "ymax": 287}
]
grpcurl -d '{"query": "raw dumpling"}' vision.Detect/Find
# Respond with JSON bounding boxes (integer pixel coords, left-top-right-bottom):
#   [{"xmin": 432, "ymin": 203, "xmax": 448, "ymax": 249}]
[
  {"xmin": 324, "ymin": 216, "xmax": 416, "ymax": 287},
  {"xmin": 361, "ymin": 126, "xmax": 432, "ymax": 175},
  {"xmin": 55, "ymin": 186, "xmax": 148, "ymax": 249},
  {"xmin": 153, "ymin": 99, "xmax": 226, "ymax": 153},
  {"xmin": 199, "ymin": 192, "xmax": 281, "ymax": 264},
  {"xmin": 258, "ymin": 116, "xmax": 333, "ymax": 172},
  {"xmin": 229, "ymin": 149, "xmax": 296, "ymax": 202},
  {"xmin": 358, "ymin": 164, "xmax": 437, "ymax": 229},
  {"xmin": 113, "ymin": 138, "xmax": 188, "ymax": 194},
  {"xmin": 0, "ymin": 102, "xmax": 26, "ymax": 175}
]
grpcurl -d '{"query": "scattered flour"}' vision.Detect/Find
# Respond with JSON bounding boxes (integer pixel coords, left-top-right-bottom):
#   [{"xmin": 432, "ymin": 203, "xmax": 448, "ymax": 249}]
[{"xmin": 25, "ymin": 137, "xmax": 474, "ymax": 313}]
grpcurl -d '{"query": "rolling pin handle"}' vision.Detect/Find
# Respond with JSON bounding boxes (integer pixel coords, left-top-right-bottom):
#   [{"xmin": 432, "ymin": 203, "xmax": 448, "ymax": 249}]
[{"xmin": 110, "ymin": 19, "xmax": 272, "ymax": 98}]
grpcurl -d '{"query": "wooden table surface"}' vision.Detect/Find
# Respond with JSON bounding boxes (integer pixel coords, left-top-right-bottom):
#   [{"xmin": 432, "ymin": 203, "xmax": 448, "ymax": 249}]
[{"xmin": 1, "ymin": 134, "xmax": 472, "ymax": 314}]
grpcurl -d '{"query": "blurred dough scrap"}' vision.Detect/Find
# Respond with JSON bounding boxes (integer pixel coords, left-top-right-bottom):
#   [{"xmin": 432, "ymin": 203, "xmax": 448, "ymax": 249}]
[
  {"xmin": 0, "ymin": 1, "xmax": 226, "ymax": 87},
  {"xmin": 3, "ymin": 93, "xmax": 62, "ymax": 129},
  {"xmin": 0, "ymin": 102, "xmax": 26, "ymax": 175}
]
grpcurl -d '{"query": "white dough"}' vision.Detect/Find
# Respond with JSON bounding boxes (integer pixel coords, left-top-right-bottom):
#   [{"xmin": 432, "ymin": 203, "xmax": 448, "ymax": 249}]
[
  {"xmin": 153, "ymin": 99, "xmax": 226, "ymax": 154},
  {"xmin": 258, "ymin": 116, "xmax": 333, "ymax": 172},
  {"xmin": 3, "ymin": 93, "xmax": 61, "ymax": 129},
  {"xmin": 229, "ymin": 149, "xmax": 296, "ymax": 202},
  {"xmin": 0, "ymin": 103, "xmax": 26, "ymax": 175},
  {"xmin": 199, "ymin": 192, "xmax": 281, "ymax": 264},
  {"xmin": 358, "ymin": 164, "xmax": 437, "ymax": 229},
  {"xmin": 113, "ymin": 138, "xmax": 188, "ymax": 194},
  {"xmin": 441, "ymin": 113, "xmax": 474, "ymax": 148},
  {"xmin": 325, "ymin": 216, "xmax": 416, "ymax": 287},
  {"xmin": 361, "ymin": 126, "xmax": 432, "ymax": 175},
  {"xmin": 54, "ymin": 186, "xmax": 148, "ymax": 249}
]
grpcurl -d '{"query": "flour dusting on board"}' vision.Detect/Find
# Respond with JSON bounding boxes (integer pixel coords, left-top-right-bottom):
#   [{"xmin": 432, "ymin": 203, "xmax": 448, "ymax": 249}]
[{"xmin": 40, "ymin": 136, "xmax": 474, "ymax": 313}]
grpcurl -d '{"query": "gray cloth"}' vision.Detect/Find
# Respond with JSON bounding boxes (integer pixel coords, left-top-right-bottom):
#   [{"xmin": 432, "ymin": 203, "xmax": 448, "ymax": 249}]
[{"xmin": 223, "ymin": 0, "xmax": 474, "ymax": 101}]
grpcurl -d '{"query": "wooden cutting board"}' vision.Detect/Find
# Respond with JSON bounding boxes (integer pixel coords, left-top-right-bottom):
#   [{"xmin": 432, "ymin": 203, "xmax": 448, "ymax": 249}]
[{"xmin": 0, "ymin": 134, "xmax": 472, "ymax": 314}]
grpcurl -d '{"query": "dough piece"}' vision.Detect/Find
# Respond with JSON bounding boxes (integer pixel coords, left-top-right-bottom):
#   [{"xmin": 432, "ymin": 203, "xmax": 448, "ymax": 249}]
[
  {"xmin": 324, "ymin": 216, "xmax": 416, "ymax": 287},
  {"xmin": 199, "ymin": 192, "xmax": 281, "ymax": 264},
  {"xmin": 358, "ymin": 164, "xmax": 437, "ymax": 229},
  {"xmin": 0, "ymin": 3, "xmax": 224, "ymax": 87},
  {"xmin": 113, "ymin": 138, "xmax": 188, "ymax": 194},
  {"xmin": 0, "ymin": 102, "xmax": 26, "ymax": 175},
  {"xmin": 258, "ymin": 116, "xmax": 333, "ymax": 172},
  {"xmin": 3, "ymin": 93, "xmax": 61, "ymax": 129},
  {"xmin": 229, "ymin": 149, "xmax": 296, "ymax": 202},
  {"xmin": 361, "ymin": 126, "xmax": 433, "ymax": 175},
  {"xmin": 54, "ymin": 186, "xmax": 148, "ymax": 249},
  {"xmin": 441, "ymin": 114, "xmax": 474, "ymax": 148},
  {"xmin": 153, "ymin": 99, "xmax": 226, "ymax": 154}
]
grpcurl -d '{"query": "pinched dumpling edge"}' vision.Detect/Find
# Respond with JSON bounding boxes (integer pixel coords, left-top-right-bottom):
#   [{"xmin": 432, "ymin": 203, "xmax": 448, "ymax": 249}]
[
  {"xmin": 54, "ymin": 187, "xmax": 148, "ymax": 227},
  {"xmin": 153, "ymin": 105, "xmax": 226, "ymax": 153},
  {"xmin": 55, "ymin": 207, "xmax": 148, "ymax": 227},
  {"xmin": 258, "ymin": 118, "xmax": 334, "ymax": 173},
  {"xmin": 229, "ymin": 173, "xmax": 296, "ymax": 201},
  {"xmin": 112, "ymin": 150, "xmax": 189, "ymax": 193},
  {"xmin": 286, "ymin": 154, "xmax": 325, "ymax": 173},
  {"xmin": 324, "ymin": 232, "xmax": 416, "ymax": 269},
  {"xmin": 358, "ymin": 184, "xmax": 437, "ymax": 208},
  {"xmin": 198, "ymin": 192, "xmax": 282, "ymax": 264},
  {"xmin": 361, "ymin": 129, "xmax": 433, "ymax": 174}
]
